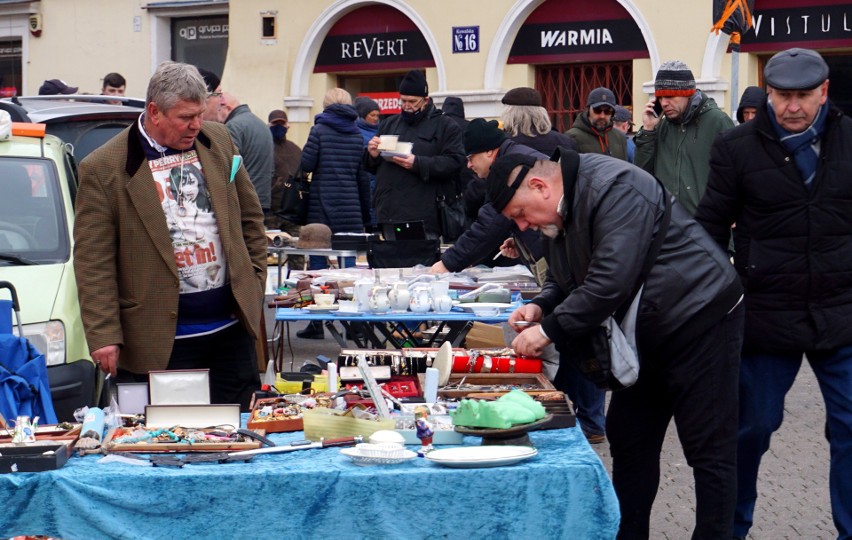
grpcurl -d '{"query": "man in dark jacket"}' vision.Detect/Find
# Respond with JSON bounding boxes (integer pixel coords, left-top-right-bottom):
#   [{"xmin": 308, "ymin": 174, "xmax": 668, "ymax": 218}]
[
  {"xmin": 365, "ymin": 71, "xmax": 465, "ymax": 240},
  {"xmin": 634, "ymin": 60, "xmax": 734, "ymax": 214},
  {"xmin": 736, "ymin": 86, "xmax": 765, "ymax": 124},
  {"xmin": 221, "ymin": 93, "xmax": 275, "ymax": 215},
  {"xmin": 695, "ymin": 47, "xmax": 852, "ymax": 540},
  {"xmin": 566, "ymin": 87, "xmax": 628, "ymax": 160},
  {"xmin": 430, "ymin": 118, "xmax": 545, "ymax": 273},
  {"xmin": 490, "ymin": 151, "xmax": 743, "ymax": 539}
]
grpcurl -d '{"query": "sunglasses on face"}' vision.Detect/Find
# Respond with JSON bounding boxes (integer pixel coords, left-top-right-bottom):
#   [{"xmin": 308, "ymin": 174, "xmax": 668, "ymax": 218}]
[
  {"xmin": 592, "ymin": 106, "xmax": 614, "ymax": 115},
  {"xmin": 207, "ymin": 92, "xmax": 223, "ymax": 99}
]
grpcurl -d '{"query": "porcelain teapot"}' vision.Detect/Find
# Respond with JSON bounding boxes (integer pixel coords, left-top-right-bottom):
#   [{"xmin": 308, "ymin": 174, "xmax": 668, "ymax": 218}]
[
  {"xmin": 409, "ymin": 284, "xmax": 432, "ymax": 313},
  {"xmin": 430, "ymin": 281, "xmax": 452, "ymax": 313},
  {"xmin": 388, "ymin": 282, "xmax": 410, "ymax": 312},
  {"xmin": 368, "ymin": 285, "xmax": 391, "ymax": 313}
]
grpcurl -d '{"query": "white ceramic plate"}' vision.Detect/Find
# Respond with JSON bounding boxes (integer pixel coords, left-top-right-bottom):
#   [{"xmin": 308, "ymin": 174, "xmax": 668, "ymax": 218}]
[
  {"xmin": 425, "ymin": 445, "xmax": 538, "ymax": 468},
  {"xmin": 333, "ymin": 310, "xmax": 365, "ymax": 317},
  {"xmin": 341, "ymin": 447, "xmax": 418, "ymax": 466},
  {"xmin": 305, "ymin": 305, "xmax": 339, "ymax": 313},
  {"xmin": 455, "ymin": 303, "xmax": 513, "ymax": 312}
]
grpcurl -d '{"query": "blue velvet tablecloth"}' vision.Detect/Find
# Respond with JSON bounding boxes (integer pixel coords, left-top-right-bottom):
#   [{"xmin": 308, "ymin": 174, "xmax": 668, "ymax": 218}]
[{"xmin": 0, "ymin": 424, "xmax": 619, "ymax": 539}]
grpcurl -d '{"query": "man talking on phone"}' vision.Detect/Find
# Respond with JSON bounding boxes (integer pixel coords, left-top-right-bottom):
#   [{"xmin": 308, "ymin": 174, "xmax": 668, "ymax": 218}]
[{"xmin": 634, "ymin": 60, "xmax": 733, "ymax": 214}]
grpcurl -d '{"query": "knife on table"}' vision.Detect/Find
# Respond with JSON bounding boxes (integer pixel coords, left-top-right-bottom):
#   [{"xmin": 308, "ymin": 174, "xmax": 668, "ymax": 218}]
[{"xmin": 226, "ymin": 436, "xmax": 363, "ymax": 461}]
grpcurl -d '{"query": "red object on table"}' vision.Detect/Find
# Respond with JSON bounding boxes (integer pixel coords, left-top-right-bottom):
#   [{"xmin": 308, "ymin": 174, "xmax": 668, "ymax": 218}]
[{"xmin": 452, "ymin": 355, "xmax": 542, "ymax": 374}]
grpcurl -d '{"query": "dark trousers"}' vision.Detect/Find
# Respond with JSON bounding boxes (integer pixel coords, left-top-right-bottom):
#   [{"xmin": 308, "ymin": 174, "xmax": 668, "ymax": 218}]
[
  {"xmin": 608, "ymin": 303, "xmax": 744, "ymax": 540},
  {"xmin": 116, "ymin": 322, "xmax": 260, "ymax": 411}
]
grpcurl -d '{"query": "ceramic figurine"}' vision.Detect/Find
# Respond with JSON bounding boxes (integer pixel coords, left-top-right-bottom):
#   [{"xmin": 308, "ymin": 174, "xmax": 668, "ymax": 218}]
[{"xmin": 414, "ymin": 405, "xmax": 434, "ymax": 455}]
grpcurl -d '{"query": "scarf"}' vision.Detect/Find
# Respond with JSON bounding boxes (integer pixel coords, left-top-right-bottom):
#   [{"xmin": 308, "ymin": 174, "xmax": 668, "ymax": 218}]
[{"xmin": 768, "ymin": 101, "xmax": 829, "ymax": 191}]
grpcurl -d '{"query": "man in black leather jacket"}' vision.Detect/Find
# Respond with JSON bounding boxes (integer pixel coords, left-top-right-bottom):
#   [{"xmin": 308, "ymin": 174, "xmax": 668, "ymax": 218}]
[
  {"xmin": 695, "ymin": 48, "xmax": 852, "ymax": 540},
  {"xmin": 488, "ymin": 150, "xmax": 743, "ymax": 539}
]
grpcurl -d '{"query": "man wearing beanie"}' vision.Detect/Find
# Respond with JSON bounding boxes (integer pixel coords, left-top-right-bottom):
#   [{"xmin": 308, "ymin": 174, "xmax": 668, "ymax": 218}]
[
  {"xmin": 695, "ymin": 47, "xmax": 852, "ymax": 540},
  {"xmin": 431, "ymin": 118, "xmax": 545, "ymax": 274},
  {"xmin": 353, "ymin": 96, "xmax": 381, "ymax": 228},
  {"xmin": 365, "ymin": 70, "xmax": 465, "ymax": 241},
  {"xmin": 566, "ymin": 87, "xmax": 628, "ymax": 160},
  {"xmin": 634, "ymin": 60, "xmax": 733, "ymax": 214}
]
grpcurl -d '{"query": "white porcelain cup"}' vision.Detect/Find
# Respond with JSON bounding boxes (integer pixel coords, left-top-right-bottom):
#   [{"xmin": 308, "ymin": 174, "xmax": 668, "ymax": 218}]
[
  {"xmin": 314, "ymin": 293, "xmax": 334, "ymax": 307},
  {"xmin": 378, "ymin": 135, "xmax": 399, "ymax": 151}
]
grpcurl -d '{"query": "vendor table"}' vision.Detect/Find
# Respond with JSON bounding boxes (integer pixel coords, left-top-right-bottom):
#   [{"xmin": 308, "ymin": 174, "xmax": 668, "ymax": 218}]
[
  {"xmin": 275, "ymin": 308, "xmax": 511, "ymax": 349},
  {"xmin": 0, "ymin": 424, "xmax": 619, "ymax": 540},
  {"xmin": 269, "ymin": 246, "xmax": 362, "ymax": 285}
]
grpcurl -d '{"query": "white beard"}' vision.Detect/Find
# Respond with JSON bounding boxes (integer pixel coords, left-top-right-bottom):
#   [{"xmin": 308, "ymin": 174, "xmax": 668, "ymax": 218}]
[{"xmin": 540, "ymin": 224, "xmax": 561, "ymax": 238}]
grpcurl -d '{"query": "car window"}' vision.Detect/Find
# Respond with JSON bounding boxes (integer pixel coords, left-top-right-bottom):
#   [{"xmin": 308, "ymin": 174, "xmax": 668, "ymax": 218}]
[
  {"xmin": 46, "ymin": 120, "xmax": 133, "ymax": 163},
  {"xmin": 0, "ymin": 157, "xmax": 70, "ymax": 263}
]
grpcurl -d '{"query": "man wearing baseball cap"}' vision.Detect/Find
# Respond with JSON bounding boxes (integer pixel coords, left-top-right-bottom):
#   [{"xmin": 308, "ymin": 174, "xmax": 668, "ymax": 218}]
[
  {"xmin": 695, "ymin": 47, "xmax": 852, "ymax": 540},
  {"xmin": 634, "ymin": 60, "xmax": 734, "ymax": 214},
  {"xmin": 566, "ymin": 87, "xmax": 627, "ymax": 160}
]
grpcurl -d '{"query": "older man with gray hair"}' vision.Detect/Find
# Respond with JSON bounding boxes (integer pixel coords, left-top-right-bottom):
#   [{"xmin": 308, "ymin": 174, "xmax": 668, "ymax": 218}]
[
  {"xmin": 695, "ymin": 47, "xmax": 852, "ymax": 540},
  {"xmin": 74, "ymin": 61, "xmax": 266, "ymax": 410}
]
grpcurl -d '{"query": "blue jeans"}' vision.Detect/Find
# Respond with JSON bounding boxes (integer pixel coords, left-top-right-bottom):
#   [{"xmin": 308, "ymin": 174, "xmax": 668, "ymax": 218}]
[
  {"xmin": 557, "ymin": 358, "xmax": 606, "ymax": 435},
  {"xmin": 735, "ymin": 347, "xmax": 852, "ymax": 539},
  {"xmin": 308, "ymin": 255, "xmax": 355, "ymax": 270}
]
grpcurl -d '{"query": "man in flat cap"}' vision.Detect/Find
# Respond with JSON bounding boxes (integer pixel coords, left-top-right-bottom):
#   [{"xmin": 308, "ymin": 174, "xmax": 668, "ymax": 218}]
[
  {"xmin": 365, "ymin": 70, "xmax": 465, "ymax": 242},
  {"xmin": 634, "ymin": 60, "xmax": 734, "ymax": 214},
  {"xmin": 695, "ymin": 47, "xmax": 852, "ymax": 540},
  {"xmin": 565, "ymin": 87, "xmax": 628, "ymax": 160},
  {"xmin": 612, "ymin": 105, "xmax": 636, "ymax": 162},
  {"xmin": 501, "ymin": 87, "xmax": 577, "ymax": 157},
  {"xmin": 489, "ymin": 149, "xmax": 743, "ymax": 538}
]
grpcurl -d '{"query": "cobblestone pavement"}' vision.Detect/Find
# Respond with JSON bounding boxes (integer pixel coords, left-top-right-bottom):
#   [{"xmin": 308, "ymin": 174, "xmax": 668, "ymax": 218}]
[
  {"xmin": 272, "ymin": 319, "xmax": 835, "ymax": 539},
  {"xmin": 591, "ymin": 363, "xmax": 834, "ymax": 539}
]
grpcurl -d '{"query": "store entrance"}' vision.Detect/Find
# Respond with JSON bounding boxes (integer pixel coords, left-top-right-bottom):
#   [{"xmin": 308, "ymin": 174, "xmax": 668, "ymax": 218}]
[{"xmin": 536, "ymin": 61, "xmax": 633, "ymax": 132}]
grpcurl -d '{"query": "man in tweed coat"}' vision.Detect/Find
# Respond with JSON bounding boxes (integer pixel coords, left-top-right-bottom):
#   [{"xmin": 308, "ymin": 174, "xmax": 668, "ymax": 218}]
[{"xmin": 74, "ymin": 61, "xmax": 267, "ymax": 410}]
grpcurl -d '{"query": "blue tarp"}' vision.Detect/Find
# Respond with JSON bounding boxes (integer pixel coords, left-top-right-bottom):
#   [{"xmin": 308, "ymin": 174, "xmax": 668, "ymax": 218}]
[{"xmin": 0, "ymin": 333, "xmax": 57, "ymax": 424}]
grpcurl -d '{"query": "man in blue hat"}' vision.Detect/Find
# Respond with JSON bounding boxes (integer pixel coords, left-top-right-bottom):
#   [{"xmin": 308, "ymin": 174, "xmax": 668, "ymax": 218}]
[{"xmin": 695, "ymin": 47, "xmax": 852, "ymax": 540}]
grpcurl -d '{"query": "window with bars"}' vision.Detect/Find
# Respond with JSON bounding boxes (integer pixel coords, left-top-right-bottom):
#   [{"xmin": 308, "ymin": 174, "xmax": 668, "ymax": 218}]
[{"xmin": 536, "ymin": 61, "xmax": 633, "ymax": 132}]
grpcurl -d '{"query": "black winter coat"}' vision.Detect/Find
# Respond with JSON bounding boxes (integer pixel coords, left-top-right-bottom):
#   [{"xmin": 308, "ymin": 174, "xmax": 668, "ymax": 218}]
[
  {"xmin": 365, "ymin": 101, "xmax": 466, "ymax": 237},
  {"xmin": 441, "ymin": 139, "xmax": 546, "ymax": 271},
  {"xmin": 695, "ymin": 103, "xmax": 852, "ymax": 353},
  {"xmin": 301, "ymin": 104, "xmax": 370, "ymax": 233},
  {"xmin": 533, "ymin": 151, "xmax": 741, "ymax": 356}
]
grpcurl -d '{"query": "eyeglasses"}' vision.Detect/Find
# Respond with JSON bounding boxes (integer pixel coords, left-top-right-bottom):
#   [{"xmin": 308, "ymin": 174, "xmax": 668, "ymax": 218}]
[
  {"xmin": 400, "ymin": 97, "xmax": 424, "ymax": 109},
  {"xmin": 207, "ymin": 91, "xmax": 223, "ymax": 99},
  {"xmin": 592, "ymin": 106, "xmax": 614, "ymax": 115}
]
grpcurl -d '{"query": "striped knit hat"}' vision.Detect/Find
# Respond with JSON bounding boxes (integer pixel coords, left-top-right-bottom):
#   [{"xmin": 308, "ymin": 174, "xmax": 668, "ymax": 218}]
[{"xmin": 654, "ymin": 60, "xmax": 696, "ymax": 97}]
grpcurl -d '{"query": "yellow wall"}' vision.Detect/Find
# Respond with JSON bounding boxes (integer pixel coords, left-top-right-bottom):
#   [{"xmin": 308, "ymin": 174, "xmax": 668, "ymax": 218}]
[{"xmin": 21, "ymin": 0, "xmax": 757, "ymax": 145}]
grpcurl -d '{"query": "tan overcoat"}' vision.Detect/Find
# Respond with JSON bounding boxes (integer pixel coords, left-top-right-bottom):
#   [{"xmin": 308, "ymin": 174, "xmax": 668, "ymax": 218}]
[{"xmin": 74, "ymin": 120, "xmax": 267, "ymax": 374}]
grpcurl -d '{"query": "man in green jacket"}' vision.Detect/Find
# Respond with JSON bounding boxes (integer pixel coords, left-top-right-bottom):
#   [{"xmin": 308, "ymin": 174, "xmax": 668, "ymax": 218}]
[
  {"xmin": 634, "ymin": 60, "xmax": 734, "ymax": 214},
  {"xmin": 566, "ymin": 87, "xmax": 628, "ymax": 160}
]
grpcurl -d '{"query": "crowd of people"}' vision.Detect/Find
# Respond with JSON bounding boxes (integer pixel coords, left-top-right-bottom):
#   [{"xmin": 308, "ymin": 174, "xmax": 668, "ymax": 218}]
[{"xmin": 66, "ymin": 47, "xmax": 852, "ymax": 539}]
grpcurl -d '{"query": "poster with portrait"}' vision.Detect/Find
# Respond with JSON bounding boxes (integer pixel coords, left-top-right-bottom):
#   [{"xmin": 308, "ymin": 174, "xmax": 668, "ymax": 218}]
[{"xmin": 150, "ymin": 151, "xmax": 227, "ymax": 293}]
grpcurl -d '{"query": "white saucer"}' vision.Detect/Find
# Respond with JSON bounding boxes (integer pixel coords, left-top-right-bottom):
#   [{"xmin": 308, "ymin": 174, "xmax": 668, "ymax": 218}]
[
  {"xmin": 333, "ymin": 310, "xmax": 365, "ymax": 317},
  {"xmin": 341, "ymin": 447, "xmax": 417, "ymax": 466},
  {"xmin": 425, "ymin": 445, "xmax": 538, "ymax": 468},
  {"xmin": 305, "ymin": 304, "xmax": 339, "ymax": 313},
  {"xmin": 456, "ymin": 302, "xmax": 513, "ymax": 312},
  {"xmin": 380, "ymin": 150, "xmax": 412, "ymax": 160}
]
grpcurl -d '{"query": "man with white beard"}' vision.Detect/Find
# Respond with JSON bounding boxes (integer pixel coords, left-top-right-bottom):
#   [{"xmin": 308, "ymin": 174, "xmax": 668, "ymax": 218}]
[{"xmin": 487, "ymin": 149, "xmax": 745, "ymax": 539}]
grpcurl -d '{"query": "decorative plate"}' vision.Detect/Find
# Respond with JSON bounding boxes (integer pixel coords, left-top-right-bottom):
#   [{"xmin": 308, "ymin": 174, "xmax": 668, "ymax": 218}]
[
  {"xmin": 424, "ymin": 445, "xmax": 538, "ymax": 468},
  {"xmin": 305, "ymin": 305, "xmax": 339, "ymax": 313}
]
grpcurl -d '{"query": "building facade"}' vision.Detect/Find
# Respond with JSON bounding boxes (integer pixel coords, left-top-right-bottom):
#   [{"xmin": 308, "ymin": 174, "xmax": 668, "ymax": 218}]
[{"xmin": 3, "ymin": 0, "xmax": 850, "ymax": 144}]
